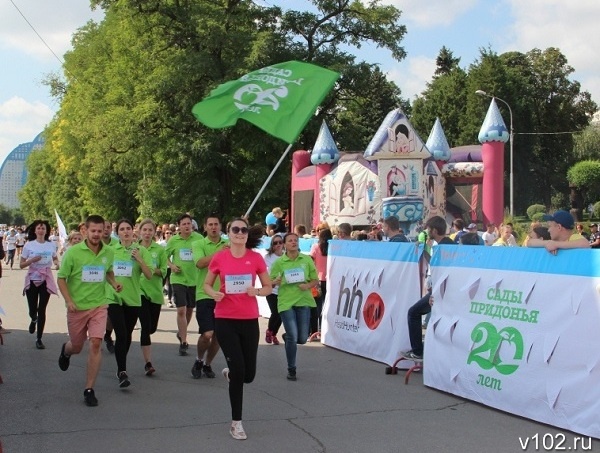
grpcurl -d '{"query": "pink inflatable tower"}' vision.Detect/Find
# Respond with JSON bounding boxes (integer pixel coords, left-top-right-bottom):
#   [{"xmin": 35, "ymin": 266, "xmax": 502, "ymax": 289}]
[{"xmin": 479, "ymin": 99, "xmax": 509, "ymax": 226}]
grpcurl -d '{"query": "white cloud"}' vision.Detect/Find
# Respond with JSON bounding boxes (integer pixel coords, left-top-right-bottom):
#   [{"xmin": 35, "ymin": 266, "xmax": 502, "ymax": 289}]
[
  {"xmin": 387, "ymin": 56, "xmax": 437, "ymax": 100},
  {"xmin": 0, "ymin": 96, "xmax": 53, "ymax": 163},
  {"xmin": 382, "ymin": 0, "xmax": 477, "ymax": 27},
  {"xmin": 505, "ymin": 0, "xmax": 600, "ymax": 102},
  {"xmin": 0, "ymin": 0, "xmax": 103, "ymax": 60}
]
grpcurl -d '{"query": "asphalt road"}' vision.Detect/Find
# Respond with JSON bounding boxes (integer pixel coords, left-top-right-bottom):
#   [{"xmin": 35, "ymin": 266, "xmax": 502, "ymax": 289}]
[{"xmin": 0, "ymin": 266, "xmax": 596, "ymax": 452}]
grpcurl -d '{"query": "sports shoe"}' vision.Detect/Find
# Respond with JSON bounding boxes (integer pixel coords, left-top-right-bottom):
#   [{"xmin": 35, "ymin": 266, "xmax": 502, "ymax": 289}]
[
  {"xmin": 191, "ymin": 359, "xmax": 203, "ymax": 379},
  {"xmin": 179, "ymin": 342, "xmax": 189, "ymax": 356},
  {"xmin": 83, "ymin": 388, "xmax": 98, "ymax": 407},
  {"xmin": 287, "ymin": 367, "xmax": 297, "ymax": 381},
  {"xmin": 222, "ymin": 367, "xmax": 230, "ymax": 382},
  {"xmin": 29, "ymin": 319, "xmax": 37, "ymax": 334},
  {"xmin": 105, "ymin": 336, "xmax": 115, "ymax": 354},
  {"xmin": 202, "ymin": 364, "xmax": 216, "ymax": 378},
  {"xmin": 272, "ymin": 335, "xmax": 280, "ymax": 345},
  {"xmin": 117, "ymin": 371, "xmax": 130, "ymax": 388},
  {"xmin": 265, "ymin": 329, "xmax": 273, "ymax": 344},
  {"xmin": 144, "ymin": 362, "xmax": 155, "ymax": 376},
  {"xmin": 35, "ymin": 339, "xmax": 45, "ymax": 349},
  {"xmin": 230, "ymin": 420, "xmax": 247, "ymax": 440},
  {"xmin": 58, "ymin": 343, "xmax": 70, "ymax": 371},
  {"xmin": 400, "ymin": 350, "xmax": 423, "ymax": 361}
]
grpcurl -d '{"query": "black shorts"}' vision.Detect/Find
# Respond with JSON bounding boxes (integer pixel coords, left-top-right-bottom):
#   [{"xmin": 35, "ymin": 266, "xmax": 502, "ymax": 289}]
[
  {"xmin": 172, "ymin": 284, "xmax": 196, "ymax": 308},
  {"xmin": 196, "ymin": 299, "xmax": 216, "ymax": 334}
]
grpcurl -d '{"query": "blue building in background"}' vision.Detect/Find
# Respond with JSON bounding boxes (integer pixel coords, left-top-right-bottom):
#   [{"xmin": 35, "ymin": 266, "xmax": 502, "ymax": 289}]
[{"xmin": 0, "ymin": 133, "xmax": 44, "ymax": 209}]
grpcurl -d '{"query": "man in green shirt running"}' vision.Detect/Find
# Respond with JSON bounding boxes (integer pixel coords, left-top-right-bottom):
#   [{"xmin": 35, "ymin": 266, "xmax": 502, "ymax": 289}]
[
  {"xmin": 191, "ymin": 215, "xmax": 228, "ymax": 378},
  {"xmin": 57, "ymin": 215, "xmax": 122, "ymax": 407},
  {"xmin": 166, "ymin": 213, "xmax": 203, "ymax": 355}
]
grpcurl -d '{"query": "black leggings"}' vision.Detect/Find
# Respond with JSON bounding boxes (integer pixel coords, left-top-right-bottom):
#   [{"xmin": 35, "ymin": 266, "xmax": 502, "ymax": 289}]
[
  {"xmin": 139, "ymin": 296, "xmax": 161, "ymax": 346},
  {"xmin": 266, "ymin": 294, "xmax": 281, "ymax": 334},
  {"xmin": 108, "ymin": 304, "xmax": 140, "ymax": 373},
  {"xmin": 310, "ymin": 281, "xmax": 327, "ymax": 334},
  {"xmin": 215, "ymin": 318, "xmax": 259, "ymax": 421},
  {"xmin": 25, "ymin": 281, "xmax": 51, "ymax": 340}
]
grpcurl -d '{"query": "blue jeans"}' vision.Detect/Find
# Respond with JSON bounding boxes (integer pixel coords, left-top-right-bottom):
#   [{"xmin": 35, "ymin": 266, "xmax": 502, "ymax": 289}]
[
  {"xmin": 279, "ymin": 306, "xmax": 311, "ymax": 370},
  {"xmin": 407, "ymin": 292, "xmax": 431, "ymax": 356}
]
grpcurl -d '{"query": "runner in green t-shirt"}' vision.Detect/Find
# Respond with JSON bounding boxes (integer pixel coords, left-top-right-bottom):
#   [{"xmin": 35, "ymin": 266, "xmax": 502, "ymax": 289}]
[
  {"xmin": 165, "ymin": 213, "xmax": 203, "ymax": 355},
  {"xmin": 106, "ymin": 219, "xmax": 153, "ymax": 388},
  {"xmin": 138, "ymin": 218, "xmax": 168, "ymax": 376},
  {"xmin": 57, "ymin": 215, "xmax": 122, "ymax": 407},
  {"xmin": 102, "ymin": 219, "xmax": 119, "ymax": 354},
  {"xmin": 190, "ymin": 215, "xmax": 228, "ymax": 379},
  {"xmin": 269, "ymin": 233, "xmax": 318, "ymax": 381}
]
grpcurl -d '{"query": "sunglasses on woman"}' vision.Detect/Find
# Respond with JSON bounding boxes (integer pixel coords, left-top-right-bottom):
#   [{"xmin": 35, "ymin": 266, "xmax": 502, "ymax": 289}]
[
  {"xmin": 230, "ymin": 226, "xmax": 249, "ymax": 234},
  {"xmin": 272, "ymin": 240, "xmax": 283, "ymax": 245}
]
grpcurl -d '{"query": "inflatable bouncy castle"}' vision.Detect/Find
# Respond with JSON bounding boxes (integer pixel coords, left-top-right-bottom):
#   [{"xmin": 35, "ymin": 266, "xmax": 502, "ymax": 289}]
[{"xmin": 290, "ymin": 99, "xmax": 509, "ymax": 235}]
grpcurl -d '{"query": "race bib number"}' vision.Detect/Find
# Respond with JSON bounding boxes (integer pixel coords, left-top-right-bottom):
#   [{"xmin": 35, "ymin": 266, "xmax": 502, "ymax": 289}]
[
  {"xmin": 224, "ymin": 274, "xmax": 252, "ymax": 294},
  {"xmin": 284, "ymin": 267, "xmax": 305, "ymax": 284},
  {"xmin": 113, "ymin": 260, "xmax": 133, "ymax": 277},
  {"xmin": 35, "ymin": 252, "xmax": 52, "ymax": 266},
  {"xmin": 82, "ymin": 265, "xmax": 105, "ymax": 283},
  {"xmin": 179, "ymin": 248, "xmax": 193, "ymax": 261}
]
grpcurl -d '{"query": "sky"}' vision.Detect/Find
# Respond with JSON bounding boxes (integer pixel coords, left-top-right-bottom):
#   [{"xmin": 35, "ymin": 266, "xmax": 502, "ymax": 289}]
[{"xmin": 1, "ymin": 0, "xmax": 599, "ymax": 166}]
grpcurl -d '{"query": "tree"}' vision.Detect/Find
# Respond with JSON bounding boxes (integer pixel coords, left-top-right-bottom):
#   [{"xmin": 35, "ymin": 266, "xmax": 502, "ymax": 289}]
[
  {"xmin": 567, "ymin": 160, "xmax": 600, "ymax": 206},
  {"xmin": 410, "ymin": 47, "xmax": 597, "ymax": 215},
  {"xmin": 23, "ymin": 0, "xmax": 409, "ymax": 225},
  {"xmin": 573, "ymin": 124, "xmax": 600, "ymax": 160},
  {"xmin": 434, "ymin": 46, "xmax": 460, "ymax": 77}
]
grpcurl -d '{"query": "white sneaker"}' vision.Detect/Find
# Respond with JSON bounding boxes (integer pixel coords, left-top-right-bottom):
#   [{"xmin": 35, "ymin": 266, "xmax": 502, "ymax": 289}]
[
  {"xmin": 230, "ymin": 420, "xmax": 247, "ymax": 440},
  {"xmin": 222, "ymin": 367, "xmax": 230, "ymax": 382}
]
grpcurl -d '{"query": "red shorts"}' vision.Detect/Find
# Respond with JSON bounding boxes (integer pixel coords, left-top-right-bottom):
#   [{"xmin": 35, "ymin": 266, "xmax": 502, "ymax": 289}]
[{"xmin": 67, "ymin": 305, "xmax": 107, "ymax": 349}]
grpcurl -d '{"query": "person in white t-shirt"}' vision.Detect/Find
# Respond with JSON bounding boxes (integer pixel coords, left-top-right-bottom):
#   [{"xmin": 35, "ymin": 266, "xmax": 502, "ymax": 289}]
[
  {"xmin": 5, "ymin": 229, "xmax": 18, "ymax": 269},
  {"xmin": 20, "ymin": 220, "xmax": 60, "ymax": 349},
  {"xmin": 481, "ymin": 223, "xmax": 498, "ymax": 246}
]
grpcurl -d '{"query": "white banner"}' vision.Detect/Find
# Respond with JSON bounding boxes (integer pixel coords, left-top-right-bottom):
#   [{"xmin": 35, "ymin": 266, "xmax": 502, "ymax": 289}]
[
  {"xmin": 424, "ymin": 246, "xmax": 600, "ymax": 439},
  {"xmin": 322, "ymin": 241, "xmax": 421, "ymax": 365}
]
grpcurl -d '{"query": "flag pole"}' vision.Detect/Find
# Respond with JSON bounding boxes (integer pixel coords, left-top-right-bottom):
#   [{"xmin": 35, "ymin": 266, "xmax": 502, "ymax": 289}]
[{"xmin": 244, "ymin": 143, "xmax": 293, "ymax": 218}]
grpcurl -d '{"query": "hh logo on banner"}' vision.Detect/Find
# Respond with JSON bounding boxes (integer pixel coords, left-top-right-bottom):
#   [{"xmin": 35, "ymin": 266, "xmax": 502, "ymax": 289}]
[{"xmin": 335, "ymin": 275, "xmax": 385, "ymax": 332}]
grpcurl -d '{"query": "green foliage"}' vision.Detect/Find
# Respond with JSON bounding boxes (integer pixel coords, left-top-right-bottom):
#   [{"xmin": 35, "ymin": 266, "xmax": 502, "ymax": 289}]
[
  {"xmin": 593, "ymin": 201, "xmax": 600, "ymax": 219},
  {"xmin": 567, "ymin": 160, "xmax": 600, "ymax": 205},
  {"xmin": 412, "ymin": 47, "xmax": 597, "ymax": 216},
  {"xmin": 23, "ymin": 0, "xmax": 410, "ymax": 226},
  {"xmin": 531, "ymin": 212, "xmax": 544, "ymax": 222},
  {"xmin": 526, "ymin": 204, "xmax": 546, "ymax": 220},
  {"xmin": 573, "ymin": 125, "xmax": 600, "ymax": 160},
  {"xmin": 551, "ymin": 192, "xmax": 569, "ymax": 211}
]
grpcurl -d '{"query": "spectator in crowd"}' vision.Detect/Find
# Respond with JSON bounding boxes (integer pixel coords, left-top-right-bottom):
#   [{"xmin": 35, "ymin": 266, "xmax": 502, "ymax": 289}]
[
  {"xmin": 382, "ymin": 216, "xmax": 408, "ymax": 242},
  {"xmin": 337, "ymin": 223, "xmax": 352, "ymax": 240},
  {"xmin": 401, "ymin": 216, "xmax": 455, "ymax": 361},
  {"xmin": 527, "ymin": 210, "xmax": 589, "ymax": 253},
  {"xmin": 589, "ymin": 223, "xmax": 600, "ymax": 248}
]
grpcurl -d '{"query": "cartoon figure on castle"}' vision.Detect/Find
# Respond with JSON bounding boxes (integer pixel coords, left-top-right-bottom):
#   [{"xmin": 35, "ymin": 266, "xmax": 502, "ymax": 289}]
[{"xmin": 340, "ymin": 181, "xmax": 354, "ymax": 215}]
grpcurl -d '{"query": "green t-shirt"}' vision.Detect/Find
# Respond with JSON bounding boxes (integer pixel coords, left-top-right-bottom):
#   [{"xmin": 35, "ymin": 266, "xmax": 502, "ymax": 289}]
[
  {"xmin": 192, "ymin": 236, "xmax": 229, "ymax": 301},
  {"xmin": 57, "ymin": 240, "xmax": 115, "ymax": 311},
  {"xmin": 140, "ymin": 241, "xmax": 168, "ymax": 304},
  {"xmin": 270, "ymin": 253, "xmax": 318, "ymax": 312},
  {"xmin": 107, "ymin": 242, "xmax": 153, "ymax": 307},
  {"xmin": 165, "ymin": 231, "xmax": 203, "ymax": 287},
  {"xmin": 103, "ymin": 237, "xmax": 119, "ymax": 247}
]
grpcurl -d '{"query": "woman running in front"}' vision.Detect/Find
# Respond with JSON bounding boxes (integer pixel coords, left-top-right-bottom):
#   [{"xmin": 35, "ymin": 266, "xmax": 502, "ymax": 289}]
[
  {"xmin": 203, "ymin": 218, "xmax": 271, "ymax": 441},
  {"xmin": 138, "ymin": 218, "xmax": 168, "ymax": 376},
  {"xmin": 270, "ymin": 232, "xmax": 319, "ymax": 381},
  {"xmin": 108, "ymin": 219, "xmax": 153, "ymax": 388},
  {"xmin": 20, "ymin": 220, "xmax": 60, "ymax": 349}
]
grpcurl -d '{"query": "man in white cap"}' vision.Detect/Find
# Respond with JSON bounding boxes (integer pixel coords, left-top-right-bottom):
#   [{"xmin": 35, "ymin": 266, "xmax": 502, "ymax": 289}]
[{"xmin": 527, "ymin": 210, "xmax": 589, "ymax": 253}]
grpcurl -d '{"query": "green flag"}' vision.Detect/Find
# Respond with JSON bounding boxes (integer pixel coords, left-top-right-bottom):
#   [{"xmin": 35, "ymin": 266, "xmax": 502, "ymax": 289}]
[{"xmin": 192, "ymin": 61, "xmax": 339, "ymax": 144}]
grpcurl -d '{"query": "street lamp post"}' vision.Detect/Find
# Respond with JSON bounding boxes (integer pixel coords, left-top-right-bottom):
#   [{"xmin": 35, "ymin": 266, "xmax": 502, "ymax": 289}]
[{"xmin": 476, "ymin": 90, "xmax": 514, "ymax": 218}]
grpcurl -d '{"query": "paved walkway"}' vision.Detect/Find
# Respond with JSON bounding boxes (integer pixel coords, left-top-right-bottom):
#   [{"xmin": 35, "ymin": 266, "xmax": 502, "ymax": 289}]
[{"xmin": 0, "ymin": 267, "xmax": 595, "ymax": 452}]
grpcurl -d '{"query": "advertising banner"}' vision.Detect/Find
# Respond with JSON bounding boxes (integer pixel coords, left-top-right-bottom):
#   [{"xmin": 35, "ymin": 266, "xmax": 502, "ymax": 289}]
[
  {"xmin": 322, "ymin": 241, "xmax": 422, "ymax": 366},
  {"xmin": 424, "ymin": 246, "xmax": 600, "ymax": 438}
]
